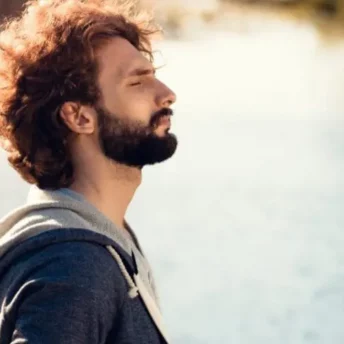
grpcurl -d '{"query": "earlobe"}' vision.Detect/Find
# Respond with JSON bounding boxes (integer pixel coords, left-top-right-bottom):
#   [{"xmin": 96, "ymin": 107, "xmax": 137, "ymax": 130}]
[{"xmin": 60, "ymin": 102, "xmax": 95, "ymax": 134}]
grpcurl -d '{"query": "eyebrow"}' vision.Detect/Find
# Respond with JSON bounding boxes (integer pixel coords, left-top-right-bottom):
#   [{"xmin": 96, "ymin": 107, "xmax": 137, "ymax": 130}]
[{"xmin": 126, "ymin": 67, "xmax": 156, "ymax": 78}]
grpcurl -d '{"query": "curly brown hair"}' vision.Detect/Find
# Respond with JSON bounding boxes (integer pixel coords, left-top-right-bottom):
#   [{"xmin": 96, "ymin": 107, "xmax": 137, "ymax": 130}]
[{"xmin": 0, "ymin": 0, "xmax": 160, "ymax": 189}]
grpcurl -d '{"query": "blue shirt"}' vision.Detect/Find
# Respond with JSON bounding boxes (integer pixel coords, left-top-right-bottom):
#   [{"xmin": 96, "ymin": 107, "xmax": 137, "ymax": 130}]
[{"xmin": 0, "ymin": 228, "xmax": 165, "ymax": 343}]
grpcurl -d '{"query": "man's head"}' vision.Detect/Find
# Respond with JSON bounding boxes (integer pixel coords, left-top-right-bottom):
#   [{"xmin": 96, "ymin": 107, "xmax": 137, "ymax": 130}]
[{"xmin": 0, "ymin": 0, "xmax": 177, "ymax": 189}]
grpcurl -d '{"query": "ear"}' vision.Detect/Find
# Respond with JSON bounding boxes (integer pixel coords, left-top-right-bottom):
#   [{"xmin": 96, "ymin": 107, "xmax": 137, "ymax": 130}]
[{"xmin": 60, "ymin": 102, "xmax": 96, "ymax": 135}]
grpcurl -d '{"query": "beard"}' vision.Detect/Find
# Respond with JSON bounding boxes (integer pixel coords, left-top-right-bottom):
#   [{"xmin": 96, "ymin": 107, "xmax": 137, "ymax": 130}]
[{"xmin": 96, "ymin": 105, "xmax": 178, "ymax": 167}]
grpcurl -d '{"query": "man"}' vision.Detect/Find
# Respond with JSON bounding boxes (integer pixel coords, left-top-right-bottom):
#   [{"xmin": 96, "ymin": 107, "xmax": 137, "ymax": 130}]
[{"xmin": 0, "ymin": 0, "xmax": 177, "ymax": 343}]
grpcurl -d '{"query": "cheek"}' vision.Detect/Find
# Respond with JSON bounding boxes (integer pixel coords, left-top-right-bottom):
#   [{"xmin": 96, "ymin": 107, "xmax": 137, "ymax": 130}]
[
  {"xmin": 104, "ymin": 85, "xmax": 156, "ymax": 124},
  {"xmin": 122, "ymin": 90, "xmax": 154, "ymax": 123}
]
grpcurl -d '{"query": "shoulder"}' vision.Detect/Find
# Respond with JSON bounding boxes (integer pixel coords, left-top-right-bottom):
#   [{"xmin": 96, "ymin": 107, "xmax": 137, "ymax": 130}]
[
  {"xmin": 0, "ymin": 242, "xmax": 128, "ymax": 344},
  {"xmin": 7, "ymin": 241, "xmax": 127, "ymax": 301}
]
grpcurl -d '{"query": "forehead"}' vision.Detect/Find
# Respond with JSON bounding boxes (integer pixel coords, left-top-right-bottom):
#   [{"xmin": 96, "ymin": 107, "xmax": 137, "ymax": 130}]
[{"xmin": 96, "ymin": 37, "xmax": 151, "ymax": 79}]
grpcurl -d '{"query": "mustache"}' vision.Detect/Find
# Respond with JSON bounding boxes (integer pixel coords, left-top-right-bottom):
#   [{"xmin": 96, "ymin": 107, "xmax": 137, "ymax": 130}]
[{"xmin": 150, "ymin": 108, "xmax": 173, "ymax": 126}]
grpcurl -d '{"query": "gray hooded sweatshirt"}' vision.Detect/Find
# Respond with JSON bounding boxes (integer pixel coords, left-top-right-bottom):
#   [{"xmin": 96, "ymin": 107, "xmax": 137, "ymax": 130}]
[{"xmin": 0, "ymin": 186, "xmax": 169, "ymax": 343}]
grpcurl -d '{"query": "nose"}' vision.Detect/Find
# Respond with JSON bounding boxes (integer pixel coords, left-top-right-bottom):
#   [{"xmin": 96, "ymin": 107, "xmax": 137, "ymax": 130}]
[{"xmin": 157, "ymin": 82, "xmax": 177, "ymax": 108}]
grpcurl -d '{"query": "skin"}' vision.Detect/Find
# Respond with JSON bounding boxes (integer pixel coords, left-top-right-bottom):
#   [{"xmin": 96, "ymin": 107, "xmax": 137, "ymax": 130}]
[{"xmin": 59, "ymin": 37, "xmax": 176, "ymax": 230}]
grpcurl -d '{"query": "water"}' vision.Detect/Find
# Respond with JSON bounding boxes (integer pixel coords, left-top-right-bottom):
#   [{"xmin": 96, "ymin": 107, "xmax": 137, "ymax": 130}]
[{"xmin": 1, "ymin": 18, "xmax": 344, "ymax": 344}]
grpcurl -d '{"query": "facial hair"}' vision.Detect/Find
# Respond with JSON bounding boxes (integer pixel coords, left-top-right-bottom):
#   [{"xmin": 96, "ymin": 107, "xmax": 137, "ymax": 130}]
[{"xmin": 96, "ymin": 105, "xmax": 178, "ymax": 167}]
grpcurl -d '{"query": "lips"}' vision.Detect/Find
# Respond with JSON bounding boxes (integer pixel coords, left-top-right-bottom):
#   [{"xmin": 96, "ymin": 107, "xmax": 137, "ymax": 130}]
[
  {"xmin": 157, "ymin": 115, "xmax": 171, "ymax": 126},
  {"xmin": 152, "ymin": 115, "xmax": 171, "ymax": 129},
  {"xmin": 150, "ymin": 108, "xmax": 173, "ymax": 128}
]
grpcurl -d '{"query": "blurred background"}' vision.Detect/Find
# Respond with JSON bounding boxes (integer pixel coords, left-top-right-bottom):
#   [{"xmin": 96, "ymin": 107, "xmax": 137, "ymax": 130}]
[{"xmin": 1, "ymin": 0, "xmax": 344, "ymax": 343}]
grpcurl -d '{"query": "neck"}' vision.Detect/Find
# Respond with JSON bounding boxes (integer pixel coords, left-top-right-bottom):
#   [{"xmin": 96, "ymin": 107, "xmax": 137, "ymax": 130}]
[{"xmin": 70, "ymin": 158, "xmax": 142, "ymax": 230}]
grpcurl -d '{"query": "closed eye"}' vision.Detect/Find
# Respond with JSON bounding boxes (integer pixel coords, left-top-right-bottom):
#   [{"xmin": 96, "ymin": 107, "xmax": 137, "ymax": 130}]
[{"xmin": 129, "ymin": 81, "xmax": 142, "ymax": 86}]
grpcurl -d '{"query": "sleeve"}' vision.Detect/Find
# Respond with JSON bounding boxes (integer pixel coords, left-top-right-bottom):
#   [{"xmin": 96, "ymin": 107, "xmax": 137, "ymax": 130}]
[{"xmin": 6, "ymin": 241, "xmax": 125, "ymax": 344}]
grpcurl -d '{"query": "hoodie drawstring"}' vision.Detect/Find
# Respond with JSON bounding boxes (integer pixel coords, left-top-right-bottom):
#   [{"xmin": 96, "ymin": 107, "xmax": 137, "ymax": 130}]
[{"xmin": 106, "ymin": 245, "xmax": 139, "ymax": 299}]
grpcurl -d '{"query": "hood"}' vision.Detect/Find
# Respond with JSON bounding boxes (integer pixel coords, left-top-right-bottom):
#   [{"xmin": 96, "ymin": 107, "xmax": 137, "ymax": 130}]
[
  {"xmin": 0, "ymin": 185, "xmax": 158, "ymax": 302},
  {"xmin": 0, "ymin": 186, "xmax": 133, "ymax": 257},
  {"xmin": 0, "ymin": 186, "xmax": 169, "ymax": 342}
]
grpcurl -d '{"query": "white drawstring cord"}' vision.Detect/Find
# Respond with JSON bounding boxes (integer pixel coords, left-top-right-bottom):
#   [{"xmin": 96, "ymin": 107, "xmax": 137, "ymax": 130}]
[
  {"xmin": 106, "ymin": 245, "xmax": 139, "ymax": 299},
  {"xmin": 107, "ymin": 245, "xmax": 170, "ymax": 343}
]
